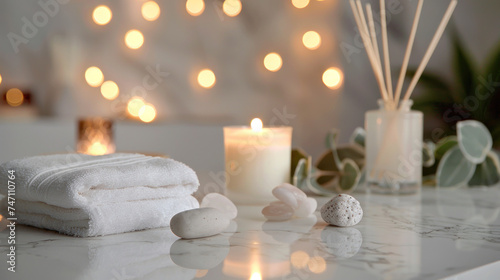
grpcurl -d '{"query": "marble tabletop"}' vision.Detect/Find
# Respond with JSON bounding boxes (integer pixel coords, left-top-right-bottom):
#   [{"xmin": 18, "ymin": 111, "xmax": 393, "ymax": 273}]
[{"xmin": 1, "ymin": 187, "xmax": 499, "ymax": 280}]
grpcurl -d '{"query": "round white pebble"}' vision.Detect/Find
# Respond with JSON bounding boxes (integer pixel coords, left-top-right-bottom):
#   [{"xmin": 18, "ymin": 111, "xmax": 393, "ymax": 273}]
[
  {"xmin": 200, "ymin": 193, "xmax": 238, "ymax": 220},
  {"xmin": 272, "ymin": 183, "xmax": 307, "ymax": 209},
  {"xmin": 294, "ymin": 197, "xmax": 317, "ymax": 218},
  {"xmin": 320, "ymin": 194, "xmax": 363, "ymax": 227},
  {"xmin": 170, "ymin": 208, "xmax": 230, "ymax": 239},
  {"xmin": 262, "ymin": 201, "xmax": 294, "ymax": 221}
]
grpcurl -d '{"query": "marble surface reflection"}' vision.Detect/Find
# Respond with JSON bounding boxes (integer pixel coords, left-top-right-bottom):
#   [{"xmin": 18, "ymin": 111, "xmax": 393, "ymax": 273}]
[{"xmin": 1, "ymin": 188, "xmax": 499, "ymax": 279}]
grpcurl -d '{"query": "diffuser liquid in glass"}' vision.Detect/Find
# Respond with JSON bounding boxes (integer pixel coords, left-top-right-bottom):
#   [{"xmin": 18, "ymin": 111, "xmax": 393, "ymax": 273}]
[{"xmin": 365, "ymin": 100, "xmax": 423, "ymax": 194}]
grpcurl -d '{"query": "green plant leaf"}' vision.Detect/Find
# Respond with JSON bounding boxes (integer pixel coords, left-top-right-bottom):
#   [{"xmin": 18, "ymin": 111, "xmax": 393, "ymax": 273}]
[
  {"xmin": 324, "ymin": 129, "xmax": 342, "ymax": 170},
  {"xmin": 339, "ymin": 159, "xmax": 361, "ymax": 192},
  {"xmin": 406, "ymin": 69, "xmax": 452, "ymax": 94},
  {"xmin": 457, "ymin": 120, "xmax": 493, "ymax": 164},
  {"xmin": 484, "ymin": 41, "xmax": 500, "ymax": 79},
  {"xmin": 315, "ymin": 144, "xmax": 365, "ymax": 186},
  {"xmin": 468, "ymin": 151, "xmax": 500, "ymax": 187},
  {"xmin": 434, "ymin": 136, "xmax": 458, "ymax": 160},
  {"xmin": 291, "ymin": 148, "xmax": 309, "ymax": 182},
  {"xmin": 349, "ymin": 127, "xmax": 366, "ymax": 148},
  {"xmin": 337, "ymin": 145, "xmax": 365, "ymax": 169},
  {"xmin": 423, "ymin": 141, "xmax": 436, "ymax": 167},
  {"xmin": 307, "ymin": 164, "xmax": 337, "ymax": 196},
  {"xmin": 358, "ymin": 169, "xmax": 366, "ymax": 186},
  {"xmin": 481, "ymin": 42, "xmax": 500, "ymax": 121},
  {"xmin": 292, "ymin": 158, "xmax": 309, "ymax": 191},
  {"xmin": 451, "ymin": 27, "xmax": 478, "ymax": 100},
  {"xmin": 436, "ymin": 146, "xmax": 476, "ymax": 188}
]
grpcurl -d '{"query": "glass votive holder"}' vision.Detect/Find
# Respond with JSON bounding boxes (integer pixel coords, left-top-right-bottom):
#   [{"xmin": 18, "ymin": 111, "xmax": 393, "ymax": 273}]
[
  {"xmin": 365, "ymin": 99, "xmax": 423, "ymax": 194},
  {"xmin": 77, "ymin": 118, "xmax": 115, "ymax": 155}
]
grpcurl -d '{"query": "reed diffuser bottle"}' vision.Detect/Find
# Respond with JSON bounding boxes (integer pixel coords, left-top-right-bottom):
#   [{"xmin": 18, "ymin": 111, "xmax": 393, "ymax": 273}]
[
  {"xmin": 365, "ymin": 100, "xmax": 423, "ymax": 194},
  {"xmin": 349, "ymin": 0, "xmax": 457, "ymax": 193}
]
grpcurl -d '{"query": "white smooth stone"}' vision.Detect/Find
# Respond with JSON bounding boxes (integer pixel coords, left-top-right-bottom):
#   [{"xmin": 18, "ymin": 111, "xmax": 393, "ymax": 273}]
[
  {"xmin": 321, "ymin": 227, "xmax": 362, "ymax": 258},
  {"xmin": 262, "ymin": 201, "xmax": 294, "ymax": 221},
  {"xmin": 170, "ymin": 234, "xmax": 230, "ymax": 269},
  {"xmin": 170, "ymin": 208, "xmax": 230, "ymax": 239},
  {"xmin": 272, "ymin": 183, "xmax": 307, "ymax": 209},
  {"xmin": 294, "ymin": 197, "xmax": 318, "ymax": 218},
  {"xmin": 200, "ymin": 193, "xmax": 238, "ymax": 220},
  {"xmin": 320, "ymin": 194, "xmax": 363, "ymax": 227}
]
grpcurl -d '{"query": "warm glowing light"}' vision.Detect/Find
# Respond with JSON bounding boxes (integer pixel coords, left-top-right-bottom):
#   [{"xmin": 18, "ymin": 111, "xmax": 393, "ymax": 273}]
[
  {"xmin": 249, "ymin": 272, "xmax": 262, "ymax": 280},
  {"xmin": 87, "ymin": 142, "xmax": 108, "ymax": 155},
  {"xmin": 125, "ymin": 29, "xmax": 144, "ymax": 50},
  {"xmin": 197, "ymin": 69, "xmax": 216, "ymax": 88},
  {"xmin": 302, "ymin": 31, "xmax": 321, "ymax": 50},
  {"xmin": 85, "ymin": 66, "xmax": 104, "ymax": 87},
  {"xmin": 307, "ymin": 256, "xmax": 326, "ymax": 274},
  {"xmin": 6, "ymin": 88, "xmax": 24, "ymax": 107},
  {"xmin": 223, "ymin": 0, "xmax": 242, "ymax": 17},
  {"xmin": 195, "ymin": 270, "xmax": 208, "ymax": 278},
  {"xmin": 251, "ymin": 118, "xmax": 263, "ymax": 132},
  {"xmin": 93, "ymin": 5, "xmax": 112, "ymax": 25},
  {"xmin": 186, "ymin": 0, "xmax": 205, "ymax": 16},
  {"xmin": 139, "ymin": 103, "xmax": 157, "ymax": 123},
  {"xmin": 292, "ymin": 0, "xmax": 310, "ymax": 9},
  {"xmin": 142, "ymin": 1, "xmax": 161, "ymax": 21},
  {"xmin": 263, "ymin": 52, "xmax": 282, "ymax": 72},
  {"xmin": 100, "ymin": 81, "xmax": 119, "ymax": 100},
  {"xmin": 322, "ymin": 67, "xmax": 343, "ymax": 89},
  {"xmin": 291, "ymin": 251, "xmax": 310, "ymax": 269},
  {"xmin": 0, "ymin": 74, "xmax": 2, "ymax": 85},
  {"xmin": 127, "ymin": 97, "xmax": 145, "ymax": 117}
]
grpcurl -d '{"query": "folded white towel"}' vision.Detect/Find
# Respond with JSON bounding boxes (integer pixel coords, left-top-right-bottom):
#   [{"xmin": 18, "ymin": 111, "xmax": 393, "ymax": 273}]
[{"xmin": 0, "ymin": 153, "xmax": 200, "ymax": 237}]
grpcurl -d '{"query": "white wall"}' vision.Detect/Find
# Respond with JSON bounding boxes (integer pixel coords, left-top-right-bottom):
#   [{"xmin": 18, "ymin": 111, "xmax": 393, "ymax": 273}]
[{"xmin": 0, "ymin": 0, "xmax": 499, "ymax": 159}]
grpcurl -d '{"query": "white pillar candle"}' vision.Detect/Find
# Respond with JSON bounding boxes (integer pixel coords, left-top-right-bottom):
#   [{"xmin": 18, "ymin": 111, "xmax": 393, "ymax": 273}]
[{"xmin": 224, "ymin": 118, "xmax": 292, "ymax": 204}]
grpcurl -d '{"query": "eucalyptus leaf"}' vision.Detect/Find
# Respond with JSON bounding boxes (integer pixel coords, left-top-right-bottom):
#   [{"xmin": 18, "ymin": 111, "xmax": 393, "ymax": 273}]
[
  {"xmin": 436, "ymin": 146, "xmax": 476, "ymax": 188},
  {"xmin": 324, "ymin": 129, "xmax": 342, "ymax": 170},
  {"xmin": 358, "ymin": 169, "xmax": 366, "ymax": 186},
  {"xmin": 291, "ymin": 148, "xmax": 309, "ymax": 182},
  {"xmin": 339, "ymin": 159, "xmax": 361, "ymax": 192},
  {"xmin": 434, "ymin": 136, "xmax": 458, "ymax": 160},
  {"xmin": 292, "ymin": 158, "xmax": 308, "ymax": 191},
  {"xmin": 422, "ymin": 141, "xmax": 436, "ymax": 168},
  {"xmin": 457, "ymin": 120, "xmax": 493, "ymax": 164},
  {"xmin": 468, "ymin": 152, "xmax": 500, "ymax": 187},
  {"xmin": 308, "ymin": 173, "xmax": 337, "ymax": 196},
  {"xmin": 337, "ymin": 145, "xmax": 365, "ymax": 168},
  {"xmin": 307, "ymin": 158, "xmax": 337, "ymax": 196},
  {"xmin": 349, "ymin": 127, "xmax": 366, "ymax": 148}
]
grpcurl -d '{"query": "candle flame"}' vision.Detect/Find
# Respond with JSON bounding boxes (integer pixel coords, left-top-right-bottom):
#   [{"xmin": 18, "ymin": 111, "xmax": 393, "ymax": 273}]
[
  {"xmin": 87, "ymin": 142, "xmax": 108, "ymax": 155},
  {"xmin": 251, "ymin": 118, "xmax": 263, "ymax": 132},
  {"xmin": 249, "ymin": 272, "xmax": 262, "ymax": 280}
]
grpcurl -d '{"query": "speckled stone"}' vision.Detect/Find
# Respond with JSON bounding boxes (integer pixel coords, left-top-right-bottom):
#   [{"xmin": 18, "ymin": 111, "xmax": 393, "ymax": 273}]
[{"xmin": 320, "ymin": 194, "xmax": 363, "ymax": 227}]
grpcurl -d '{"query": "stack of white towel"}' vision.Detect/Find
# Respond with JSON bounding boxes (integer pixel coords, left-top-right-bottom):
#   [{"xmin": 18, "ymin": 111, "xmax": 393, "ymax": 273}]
[{"xmin": 0, "ymin": 153, "xmax": 200, "ymax": 237}]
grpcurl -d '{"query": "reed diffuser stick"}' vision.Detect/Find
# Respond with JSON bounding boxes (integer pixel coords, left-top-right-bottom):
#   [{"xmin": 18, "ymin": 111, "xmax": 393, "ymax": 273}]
[
  {"xmin": 402, "ymin": 0, "xmax": 458, "ymax": 103},
  {"xmin": 380, "ymin": 0, "xmax": 393, "ymax": 100},
  {"xmin": 366, "ymin": 4, "xmax": 383, "ymax": 80},
  {"xmin": 394, "ymin": 0, "xmax": 424, "ymax": 107},
  {"xmin": 351, "ymin": 0, "xmax": 389, "ymax": 101}
]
